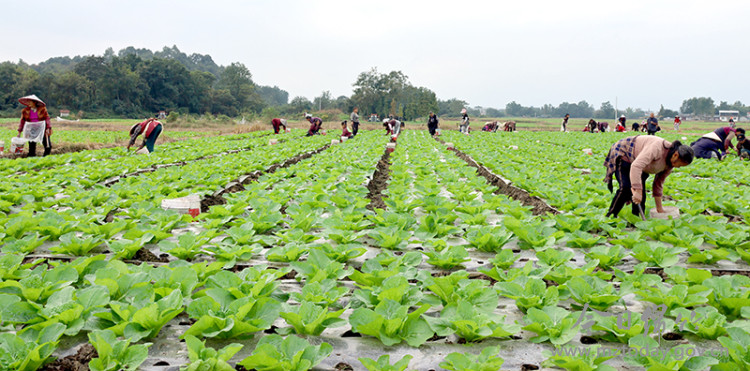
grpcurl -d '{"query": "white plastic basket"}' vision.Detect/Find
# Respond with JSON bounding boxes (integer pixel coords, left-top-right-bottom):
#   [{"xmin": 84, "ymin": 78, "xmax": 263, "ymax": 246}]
[{"xmin": 161, "ymin": 194, "xmax": 201, "ymax": 217}]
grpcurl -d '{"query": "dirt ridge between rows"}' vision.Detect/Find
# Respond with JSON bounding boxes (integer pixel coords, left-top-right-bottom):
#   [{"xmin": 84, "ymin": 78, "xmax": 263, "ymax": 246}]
[
  {"xmin": 199, "ymin": 143, "xmax": 332, "ymax": 212},
  {"xmin": 365, "ymin": 149, "xmax": 392, "ymax": 210},
  {"xmin": 436, "ymin": 138, "xmax": 559, "ymax": 216}
]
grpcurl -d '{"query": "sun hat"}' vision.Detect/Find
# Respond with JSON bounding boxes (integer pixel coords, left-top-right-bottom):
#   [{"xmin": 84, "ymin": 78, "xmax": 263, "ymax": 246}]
[
  {"xmin": 304, "ymin": 113, "xmax": 312, "ymax": 119},
  {"xmin": 18, "ymin": 94, "xmax": 45, "ymax": 107},
  {"xmin": 460, "ymin": 108, "xmax": 467, "ymax": 114},
  {"xmin": 383, "ymin": 118, "xmax": 389, "ymax": 124},
  {"xmin": 280, "ymin": 119, "xmax": 287, "ymax": 125}
]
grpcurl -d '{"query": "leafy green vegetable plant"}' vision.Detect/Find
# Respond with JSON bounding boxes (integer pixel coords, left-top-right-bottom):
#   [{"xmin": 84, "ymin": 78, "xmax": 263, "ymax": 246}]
[
  {"xmin": 0, "ymin": 322, "xmax": 66, "ymax": 371},
  {"xmin": 349, "ymin": 300, "xmax": 433, "ymax": 347},
  {"xmin": 522, "ymin": 306, "xmax": 581, "ymax": 345},
  {"xmin": 182, "ymin": 334, "xmax": 243, "ymax": 371},
  {"xmin": 237, "ymin": 334, "xmax": 332, "ymax": 371},
  {"xmin": 359, "ymin": 354, "xmax": 413, "ymax": 371},
  {"xmin": 279, "ymin": 301, "xmax": 347, "ymax": 335},
  {"xmin": 88, "ymin": 329, "xmax": 151, "ymax": 371},
  {"xmin": 439, "ymin": 346, "xmax": 505, "ymax": 371}
]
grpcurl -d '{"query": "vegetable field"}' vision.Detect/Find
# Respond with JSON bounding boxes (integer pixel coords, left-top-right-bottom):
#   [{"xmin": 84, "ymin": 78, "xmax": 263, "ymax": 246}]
[{"xmin": 1, "ymin": 128, "xmax": 750, "ymax": 371}]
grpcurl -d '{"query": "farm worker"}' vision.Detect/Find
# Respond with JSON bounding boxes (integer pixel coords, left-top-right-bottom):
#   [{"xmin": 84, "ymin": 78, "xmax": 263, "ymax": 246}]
[
  {"xmin": 305, "ymin": 113, "xmax": 323, "ymax": 136},
  {"xmin": 427, "ymin": 112, "xmax": 439, "ymax": 136},
  {"xmin": 646, "ymin": 113, "xmax": 660, "ymax": 135},
  {"xmin": 17, "ymin": 94, "xmax": 52, "ymax": 157},
  {"xmin": 690, "ymin": 127, "xmax": 739, "ymax": 160},
  {"xmin": 459, "ymin": 108, "xmax": 470, "ymax": 133},
  {"xmin": 271, "ymin": 118, "xmax": 287, "ymax": 134},
  {"xmin": 618, "ymin": 115, "xmax": 627, "ymax": 128},
  {"xmin": 674, "ymin": 116, "xmax": 681, "ymax": 131},
  {"xmin": 350, "ymin": 107, "xmax": 360, "ymax": 136},
  {"xmin": 504, "ymin": 121, "xmax": 516, "ymax": 132},
  {"xmin": 598, "ymin": 122, "xmax": 609, "ymax": 132},
  {"xmin": 604, "ymin": 136, "xmax": 694, "ymax": 218},
  {"xmin": 561, "ymin": 114, "xmax": 570, "ymax": 132},
  {"xmin": 615, "ymin": 121, "xmax": 627, "ymax": 132},
  {"xmin": 735, "ymin": 129, "xmax": 750, "ymax": 159},
  {"xmin": 383, "ymin": 118, "xmax": 392, "ymax": 135},
  {"xmin": 481, "ymin": 122, "xmax": 495, "ymax": 132},
  {"xmin": 729, "ymin": 118, "xmax": 736, "ymax": 129},
  {"xmin": 383, "ymin": 119, "xmax": 401, "ymax": 135},
  {"xmin": 127, "ymin": 117, "xmax": 163, "ymax": 153},
  {"xmin": 341, "ymin": 121, "xmax": 353, "ymax": 138},
  {"xmin": 587, "ymin": 119, "xmax": 597, "ymax": 133}
]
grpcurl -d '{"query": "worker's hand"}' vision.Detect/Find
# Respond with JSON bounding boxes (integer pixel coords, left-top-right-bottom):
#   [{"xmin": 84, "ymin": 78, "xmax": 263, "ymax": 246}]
[{"xmin": 631, "ymin": 188, "xmax": 643, "ymax": 204}]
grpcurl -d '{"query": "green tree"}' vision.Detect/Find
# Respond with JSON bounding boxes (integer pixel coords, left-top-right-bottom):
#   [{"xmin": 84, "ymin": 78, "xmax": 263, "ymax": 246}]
[
  {"xmin": 595, "ymin": 101, "xmax": 615, "ymax": 119},
  {"xmin": 680, "ymin": 97, "xmax": 715, "ymax": 116}
]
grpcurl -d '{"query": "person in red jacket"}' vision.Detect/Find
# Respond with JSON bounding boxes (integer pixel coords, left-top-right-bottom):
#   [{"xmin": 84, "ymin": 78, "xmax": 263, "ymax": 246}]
[
  {"xmin": 341, "ymin": 121, "xmax": 353, "ymax": 138},
  {"xmin": 305, "ymin": 114, "xmax": 322, "ymax": 136},
  {"xmin": 271, "ymin": 118, "xmax": 287, "ymax": 134},
  {"xmin": 127, "ymin": 117, "xmax": 163, "ymax": 153},
  {"xmin": 17, "ymin": 94, "xmax": 52, "ymax": 157}
]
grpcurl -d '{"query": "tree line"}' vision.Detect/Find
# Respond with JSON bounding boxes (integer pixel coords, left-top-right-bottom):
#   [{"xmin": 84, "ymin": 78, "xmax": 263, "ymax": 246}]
[
  {"xmin": 0, "ymin": 46, "xmax": 285, "ymax": 118},
  {"xmin": 1, "ymin": 46, "xmax": 746, "ymax": 121}
]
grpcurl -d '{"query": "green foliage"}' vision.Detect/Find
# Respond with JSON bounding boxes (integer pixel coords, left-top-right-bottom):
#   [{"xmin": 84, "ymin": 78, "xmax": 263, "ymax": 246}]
[
  {"xmin": 349, "ymin": 300, "xmax": 434, "ymax": 347},
  {"xmin": 522, "ymin": 306, "xmax": 581, "ymax": 345},
  {"xmin": 237, "ymin": 334, "xmax": 332, "ymax": 371},
  {"xmin": 439, "ymin": 346, "xmax": 505, "ymax": 371},
  {"xmin": 359, "ymin": 354, "xmax": 413, "ymax": 371},
  {"xmin": 88, "ymin": 330, "xmax": 151, "ymax": 371},
  {"xmin": 182, "ymin": 335, "xmax": 242, "ymax": 371}
]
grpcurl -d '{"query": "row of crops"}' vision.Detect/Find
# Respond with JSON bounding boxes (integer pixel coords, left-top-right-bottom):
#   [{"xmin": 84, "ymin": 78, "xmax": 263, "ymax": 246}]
[{"xmin": 0, "ymin": 128, "xmax": 749, "ymax": 370}]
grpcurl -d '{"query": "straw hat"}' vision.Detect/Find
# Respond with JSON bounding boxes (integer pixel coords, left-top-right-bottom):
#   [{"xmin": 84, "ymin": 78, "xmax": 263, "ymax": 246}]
[
  {"xmin": 18, "ymin": 94, "xmax": 45, "ymax": 107},
  {"xmin": 280, "ymin": 119, "xmax": 287, "ymax": 125}
]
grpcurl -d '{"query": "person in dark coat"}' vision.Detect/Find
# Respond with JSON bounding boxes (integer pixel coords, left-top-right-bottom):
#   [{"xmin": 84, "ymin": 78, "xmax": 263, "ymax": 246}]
[{"xmin": 427, "ymin": 112, "xmax": 439, "ymax": 136}]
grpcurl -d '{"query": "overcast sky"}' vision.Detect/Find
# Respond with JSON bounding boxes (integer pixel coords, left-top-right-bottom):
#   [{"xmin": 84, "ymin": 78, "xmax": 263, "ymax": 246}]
[{"xmin": 2, "ymin": 0, "xmax": 749, "ymax": 111}]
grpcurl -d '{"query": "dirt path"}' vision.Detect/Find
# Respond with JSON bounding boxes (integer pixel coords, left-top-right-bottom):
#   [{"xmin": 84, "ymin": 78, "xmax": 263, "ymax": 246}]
[{"xmin": 365, "ymin": 149, "xmax": 392, "ymax": 211}]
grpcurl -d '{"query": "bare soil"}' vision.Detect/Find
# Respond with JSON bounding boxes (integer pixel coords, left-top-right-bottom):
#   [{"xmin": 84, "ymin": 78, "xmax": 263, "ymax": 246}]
[
  {"xmin": 365, "ymin": 150, "xmax": 392, "ymax": 210},
  {"xmin": 40, "ymin": 344, "xmax": 97, "ymax": 371}
]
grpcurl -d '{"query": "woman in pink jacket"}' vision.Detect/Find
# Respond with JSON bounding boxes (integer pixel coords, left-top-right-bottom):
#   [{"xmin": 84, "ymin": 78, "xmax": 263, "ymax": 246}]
[
  {"xmin": 17, "ymin": 95, "xmax": 52, "ymax": 157},
  {"xmin": 603, "ymin": 136, "xmax": 694, "ymax": 217}
]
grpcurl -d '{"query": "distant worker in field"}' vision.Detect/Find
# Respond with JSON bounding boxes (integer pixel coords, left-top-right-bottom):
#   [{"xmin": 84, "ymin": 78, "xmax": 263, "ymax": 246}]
[
  {"xmin": 341, "ymin": 121, "xmax": 353, "ymax": 138},
  {"xmin": 504, "ymin": 121, "xmax": 516, "ymax": 132},
  {"xmin": 690, "ymin": 126, "xmax": 739, "ymax": 161},
  {"xmin": 615, "ymin": 118, "xmax": 627, "ymax": 132},
  {"xmin": 646, "ymin": 113, "xmax": 660, "ymax": 135},
  {"xmin": 735, "ymin": 129, "xmax": 750, "ymax": 159},
  {"xmin": 17, "ymin": 94, "xmax": 52, "ymax": 157},
  {"xmin": 673, "ymin": 115, "xmax": 681, "ymax": 131},
  {"xmin": 598, "ymin": 122, "xmax": 609, "ymax": 133},
  {"xmin": 128, "ymin": 117, "xmax": 163, "ymax": 153},
  {"xmin": 561, "ymin": 114, "xmax": 570, "ymax": 132},
  {"xmin": 604, "ymin": 136, "xmax": 694, "ymax": 218},
  {"xmin": 459, "ymin": 108, "xmax": 470, "ymax": 133},
  {"xmin": 350, "ymin": 107, "xmax": 360, "ymax": 136},
  {"xmin": 384, "ymin": 118, "xmax": 402, "ymax": 136},
  {"xmin": 632, "ymin": 122, "xmax": 640, "ymax": 131},
  {"xmin": 587, "ymin": 119, "xmax": 597, "ymax": 133},
  {"xmin": 271, "ymin": 118, "xmax": 287, "ymax": 134},
  {"xmin": 618, "ymin": 115, "xmax": 627, "ymax": 129},
  {"xmin": 729, "ymin": 118, "xmax": 736, "ymax": 129},
  {"xmin": 427, "ymin": 112, "xmax": 439, "ymax": 136},
  {"xmin": 305, "ymin": 113, "xmax": 323, "ymax": 136},
  {"xmin": 482, "ymin": 121, "xmax": 498, "ymax": 132}
]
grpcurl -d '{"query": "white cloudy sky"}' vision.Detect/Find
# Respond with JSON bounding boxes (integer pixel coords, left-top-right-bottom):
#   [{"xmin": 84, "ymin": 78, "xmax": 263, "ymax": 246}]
[{"xmin": 2, "ymin": 0, "xmax": 749, "ymax": 111}]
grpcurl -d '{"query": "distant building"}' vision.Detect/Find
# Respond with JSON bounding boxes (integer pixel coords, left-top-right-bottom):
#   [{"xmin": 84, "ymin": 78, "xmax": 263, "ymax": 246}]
[{"xmin": 59, "ymin": 109, "xmax": 70, "ymax": 117}]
